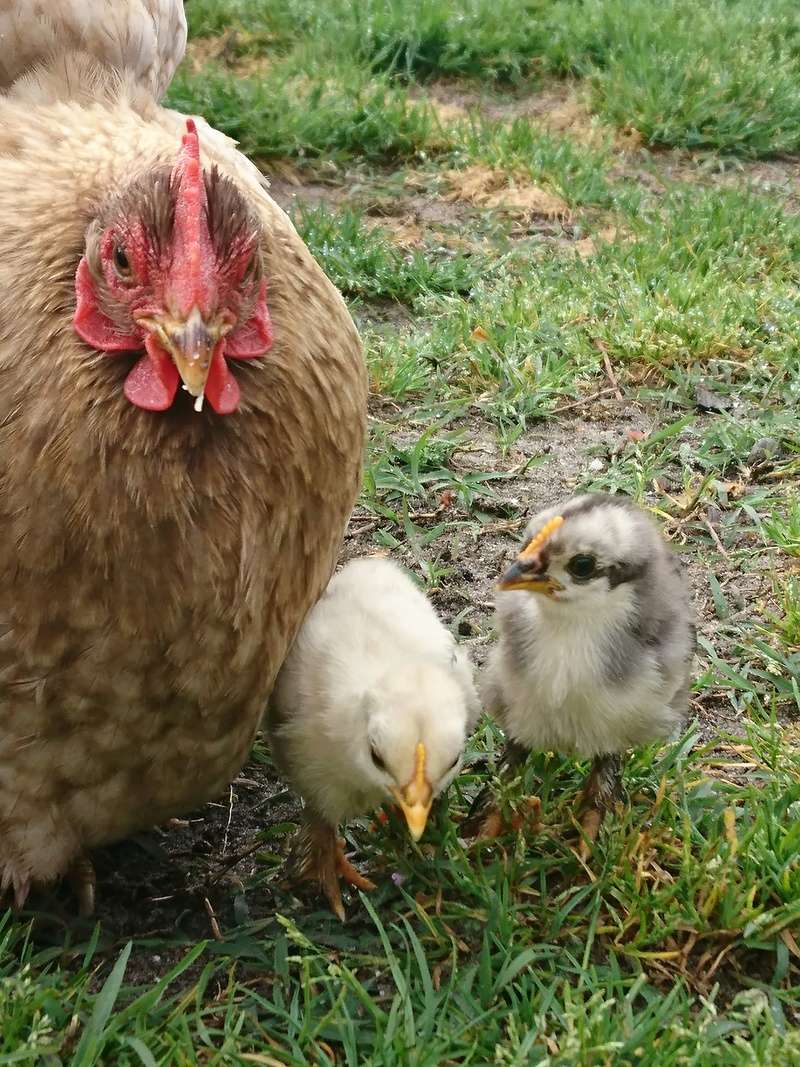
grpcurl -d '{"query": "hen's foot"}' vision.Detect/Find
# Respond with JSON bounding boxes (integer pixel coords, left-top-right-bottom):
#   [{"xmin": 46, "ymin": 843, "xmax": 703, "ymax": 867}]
[
  {"xmin": 289, "ymin": 815, "xmax": 374, "ymax": 921},
  {"xmin": 576, "ymin": 753, "xmax": 623, "ymax": 861},
  {"xmin": 68, "ymin": 854, "xmax": 97, "ymax": 917}
]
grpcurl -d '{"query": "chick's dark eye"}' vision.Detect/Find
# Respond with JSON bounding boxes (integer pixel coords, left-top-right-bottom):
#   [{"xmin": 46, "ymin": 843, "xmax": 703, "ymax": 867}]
[
  {"xmin": 370, "ymin": 746, "xmax": 386, "ymax": 771},
  {"xmin": 113, "ymin": 245, "xmax": 132, "ymax": 278},
  {"xmin": 567, "ymin": 554, "xmax": 597, "ymax": 581}
]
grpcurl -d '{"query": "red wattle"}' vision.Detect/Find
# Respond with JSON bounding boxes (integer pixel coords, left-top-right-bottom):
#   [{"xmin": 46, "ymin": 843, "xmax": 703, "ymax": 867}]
[
  {"xmin": 123, "ymin": 339, "xmax": 180, "ymax": 411},
  {"xmin": 205, "ymin": 347, "xmax": 240, "ymax": 414}
]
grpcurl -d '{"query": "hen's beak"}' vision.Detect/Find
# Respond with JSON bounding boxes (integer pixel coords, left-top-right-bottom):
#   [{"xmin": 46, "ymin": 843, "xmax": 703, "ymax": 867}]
[
  {"xmin": 498, "ymin": 560, "xmax": 563, "ymax": 596},
  {"xmin": 391, "ymin": 742, "xmax": 433, "ymax": 842},
  {"xmin": 138, "ymin": 306, "xmax": 225, "ymax": 400}
]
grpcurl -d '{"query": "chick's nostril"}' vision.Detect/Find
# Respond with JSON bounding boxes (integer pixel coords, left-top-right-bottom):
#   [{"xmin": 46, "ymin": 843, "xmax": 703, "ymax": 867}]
[{"xmin": 518, "ymin": 557, "xmax": 546, "ymax": 576}]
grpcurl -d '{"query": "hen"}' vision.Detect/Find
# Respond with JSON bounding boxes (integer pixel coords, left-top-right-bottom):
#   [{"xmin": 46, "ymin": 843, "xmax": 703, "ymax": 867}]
[{"xmin": 0, "ymin": 1, "xmax": 367, "ymax": 912}]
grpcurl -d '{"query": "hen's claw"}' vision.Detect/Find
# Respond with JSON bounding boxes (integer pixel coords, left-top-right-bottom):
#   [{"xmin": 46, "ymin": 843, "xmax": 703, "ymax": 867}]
[{"xmin": 1, "ymin": 864, "xmax": 31, "ymax": 911}]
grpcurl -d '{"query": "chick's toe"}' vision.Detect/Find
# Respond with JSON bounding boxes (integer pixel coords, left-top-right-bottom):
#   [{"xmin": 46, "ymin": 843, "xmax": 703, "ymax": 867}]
[{"xmin": 335, "ymin": 839, "xmax": 376, "ymax": 893}]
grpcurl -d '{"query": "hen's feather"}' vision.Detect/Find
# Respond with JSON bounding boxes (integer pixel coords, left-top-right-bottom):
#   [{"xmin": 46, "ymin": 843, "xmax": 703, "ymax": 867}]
[{"xmin": 0, "ymin": 0, "xmax": 186, "ymax": 99}]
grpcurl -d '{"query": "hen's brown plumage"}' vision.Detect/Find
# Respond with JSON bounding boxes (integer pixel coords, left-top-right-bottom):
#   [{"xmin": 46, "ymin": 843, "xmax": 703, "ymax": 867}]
[
  {"xmin": 0, "ymin": 0, "xmax": 186, "ymax": 99},
  {"xmin": 0, "ymin": 2, "xmax": 366, "ymax": 905}
]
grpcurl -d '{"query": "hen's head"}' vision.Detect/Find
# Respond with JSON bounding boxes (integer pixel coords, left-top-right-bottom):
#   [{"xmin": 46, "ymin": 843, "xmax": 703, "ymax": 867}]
[{"xmin": 74, "ymin": 120, "xmax": 273, "ymax": 414}]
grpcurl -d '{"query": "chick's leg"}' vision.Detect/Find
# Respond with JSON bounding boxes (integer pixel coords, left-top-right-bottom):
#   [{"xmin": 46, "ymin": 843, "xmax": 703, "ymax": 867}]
[
  {"xmin": 576, "ymin": 753, "xmax": 623, "ymax": 860},
  {"xmin": 289, "ymin": 812, "xmax": 374, "ymax": 921},
  {"xmin": 463, "ymin": 740, "xmax": 535, "ymax": 839}
]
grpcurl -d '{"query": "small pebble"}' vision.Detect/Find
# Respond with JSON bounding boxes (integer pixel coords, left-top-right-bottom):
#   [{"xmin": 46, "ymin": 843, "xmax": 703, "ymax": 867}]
[{"xmin": 747, "ymin": 436, "xmax": 782, "ymax": 467}]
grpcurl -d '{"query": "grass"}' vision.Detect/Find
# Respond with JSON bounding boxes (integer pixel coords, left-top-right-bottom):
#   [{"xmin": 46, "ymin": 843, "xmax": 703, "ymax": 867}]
[
  {"xmin": 8, "ymin": 0, "xmax": 800, "ymax": 1063},
  {"xmin": 293, "ymin": 206, "xmax": 482, "ymax": 302},
  {"xmin": 167, "ymin": 61, "xmax": 438, "ymax": 164},
  {"xmin": 182, "ymin": 0, "xmax": 800, "ymax": 155}
]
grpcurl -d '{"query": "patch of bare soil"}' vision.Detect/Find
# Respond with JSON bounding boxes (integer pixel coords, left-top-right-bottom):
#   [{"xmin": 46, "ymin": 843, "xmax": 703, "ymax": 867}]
[
  {"xmin": 362, "ymin": 213, "xmax": 425, "ymax": 248},
  {"xmin": 616, "ymin": 150, "xmax": 800, "ymax": 211},
  {"xmin": 183, "ymin": 34, "xmax": 272, "ymax": 78},
  {"xmin": 23, "ymin": 755, "xmax": 298, "ymax": 982},
  {"xmin": 421, "ymin": 78, "xmax": 641, "ymax": 151},
  {"xmin": 422, "ymin": 77, "xmax": 799, "ymax": 209},
  {"xmin": 442, "ymin": 164, "xmax": 571, "ymax": 221},
  {"xmin": 263, "ymin": 162, "xmax": 351, "ymax": 213},
  {"xmin": 264, "ymin": 166, "xmax": 495, "ymax": 251}
]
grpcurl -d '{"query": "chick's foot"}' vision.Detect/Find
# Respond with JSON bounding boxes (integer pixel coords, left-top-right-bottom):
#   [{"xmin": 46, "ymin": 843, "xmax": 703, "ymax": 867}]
[
  {"xmin": 576, "ymin": 753, "xmax": 623, "ymax": 861},
  {"xmin": 335, "ymin": 838, "xmax": 376, "ymax": 893},
  {"xmin": 289, "ymin": 815, "xmax": 374, "ymax": 921},
  {"xmin": 461, "ymin": 740, "xmax": 532, "ymax": 840},
  {"xmin": 468, "ymin": 795, "xmax": 542, "ymax": 840}
]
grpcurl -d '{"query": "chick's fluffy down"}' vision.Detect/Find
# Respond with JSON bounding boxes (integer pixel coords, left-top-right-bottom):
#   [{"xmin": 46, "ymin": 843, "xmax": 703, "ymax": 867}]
[{"xmin": 268, "ymin": 558, "xmax": 480, "ymax": 825}]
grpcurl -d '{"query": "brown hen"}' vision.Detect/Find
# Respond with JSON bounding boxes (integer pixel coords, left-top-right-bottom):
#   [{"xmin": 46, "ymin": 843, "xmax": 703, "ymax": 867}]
[{"xmin": 0, "ymin": 0, "xmax": 367, "ymax": 912}]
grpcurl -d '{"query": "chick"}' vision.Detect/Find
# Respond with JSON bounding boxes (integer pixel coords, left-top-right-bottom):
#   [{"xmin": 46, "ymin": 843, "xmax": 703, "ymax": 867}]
[
  {"xmin": 268, "ymin": 557, "xmax": 480, "ymax": 919},
  {"xmin": 468, "ymin": 492, "xmax": 695, "ymax": 853}
]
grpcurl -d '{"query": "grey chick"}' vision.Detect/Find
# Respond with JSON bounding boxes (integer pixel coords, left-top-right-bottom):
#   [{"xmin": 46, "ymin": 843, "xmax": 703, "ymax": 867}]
[
  {"xmin": 268, "ymin": 556, "xmax": 480, "ymax": 919},
  {"xmin": 467, "ymin": 492, "xmax": 695, "ymax": 853}
]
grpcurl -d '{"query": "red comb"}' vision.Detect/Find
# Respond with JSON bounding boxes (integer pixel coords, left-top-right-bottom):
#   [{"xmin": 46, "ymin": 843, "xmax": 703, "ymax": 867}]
[{"xmin": 168, "ymin": 119, "xmax": 215, "ymax": 319}]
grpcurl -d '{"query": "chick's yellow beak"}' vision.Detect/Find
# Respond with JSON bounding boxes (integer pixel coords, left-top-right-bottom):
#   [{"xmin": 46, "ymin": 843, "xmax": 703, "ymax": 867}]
[
  {"xmin": 392, "ymin": 741, "xmax": 433, "ymax": 842},
  {"xmin": 497, "ymin": 514, "xmax": 565, "ymax": 597},
  {"xmin": 497, "ymin": 561, "xmax": 563, "ymax": 596}
]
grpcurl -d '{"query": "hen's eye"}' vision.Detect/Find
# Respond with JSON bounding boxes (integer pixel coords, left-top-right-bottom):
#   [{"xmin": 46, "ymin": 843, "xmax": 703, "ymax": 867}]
[
  {"xmin": 566, "ymin": 554, "xmax": 597, "ymax": 581},
  {"xmin": 370, "ymin": 746, "xmax": 387, "ymax": 771},
  {"xmin": 113, "ymin": 245, "xmax": 132, "ymax": 279}
]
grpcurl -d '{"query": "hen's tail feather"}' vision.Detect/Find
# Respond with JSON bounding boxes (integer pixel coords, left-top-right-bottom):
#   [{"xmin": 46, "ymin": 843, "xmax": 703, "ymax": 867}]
[{"xmin": 0, "ymin": 0, "xmax": 187, "ymax": 101}]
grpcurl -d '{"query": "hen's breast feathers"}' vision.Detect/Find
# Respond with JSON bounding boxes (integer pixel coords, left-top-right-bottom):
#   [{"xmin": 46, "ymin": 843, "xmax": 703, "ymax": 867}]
[{"xmin": 0, "ymin": 0, "xmax": 187, "ymax": 100}]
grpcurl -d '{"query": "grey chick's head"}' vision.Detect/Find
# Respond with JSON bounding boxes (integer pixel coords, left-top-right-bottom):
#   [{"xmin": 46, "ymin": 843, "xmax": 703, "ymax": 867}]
[
  {"xmin": 500, "ymin": 493, "xmax": 673, "ymax": 612},
  {"xmin": 360, "ymin": 663, "xmax": 470, "ymax": 841}
]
